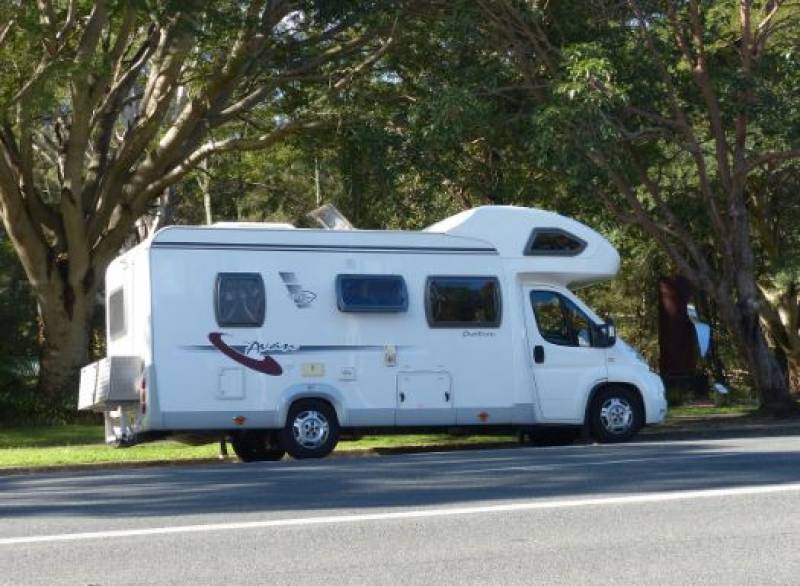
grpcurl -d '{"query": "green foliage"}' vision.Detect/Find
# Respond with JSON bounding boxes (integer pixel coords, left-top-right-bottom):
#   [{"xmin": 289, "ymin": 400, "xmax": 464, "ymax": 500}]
[
  {"xmin": 557, "ymin": 42, "xmax": 629, "ymax": 109},
  {"xmin": 0, "ymin": 231, "xmax": 47, "ymax": 421},
  {"xmin": 166, "ymin": 2, "xmax": 675, "ymax": 370},
  {"xmin": 1, "ymin": 0, "xmax": 797, "ymax": 419},
  {"xmin": 0, "ymin": 236, "xmax": 37, "ymax": 380}
]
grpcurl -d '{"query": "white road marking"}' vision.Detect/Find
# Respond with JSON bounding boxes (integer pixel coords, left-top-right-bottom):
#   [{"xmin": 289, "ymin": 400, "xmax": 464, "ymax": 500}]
[{"xmin": 3, "ymin": 482, "xmax": 800, "ymax": 546}]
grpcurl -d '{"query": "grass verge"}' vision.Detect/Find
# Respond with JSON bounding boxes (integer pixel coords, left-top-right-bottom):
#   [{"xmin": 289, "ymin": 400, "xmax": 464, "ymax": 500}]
[
  {"xmin": 0, "ymin": 403, "xmax": 761, "ymax": 470},
  {"xmin": 667, "ymin": 403, "xmax": 758, "ymax": 418},
  {"xmin": 0, "ymin": 425, "xmax": 514, "ymax": 469}
]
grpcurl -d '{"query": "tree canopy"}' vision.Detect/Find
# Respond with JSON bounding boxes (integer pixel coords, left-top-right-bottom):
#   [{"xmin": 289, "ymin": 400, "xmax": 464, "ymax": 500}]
[
  {"xmin": 473, "ymin": 0, "xmax": 800, "ymax": 411},
  {"xmin": 0, "ymin": 0, "xmax": 402, "ymax": 396},
  {"xmin": 0, "ymin": 0, "xmax": 798, "ymax": 417}
]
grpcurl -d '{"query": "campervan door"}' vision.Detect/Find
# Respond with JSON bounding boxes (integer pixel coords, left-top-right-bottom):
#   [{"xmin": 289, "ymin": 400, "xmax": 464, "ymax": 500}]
[{"xmin": 521, "ymin": 283, "xmax": 608, "ymax": 422}]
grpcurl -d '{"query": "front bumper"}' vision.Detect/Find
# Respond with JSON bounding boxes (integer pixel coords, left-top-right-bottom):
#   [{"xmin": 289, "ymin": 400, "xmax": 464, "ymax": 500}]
[{"xmin": 644, "ymin": 373, "xmax": 668, "ymax": 424}]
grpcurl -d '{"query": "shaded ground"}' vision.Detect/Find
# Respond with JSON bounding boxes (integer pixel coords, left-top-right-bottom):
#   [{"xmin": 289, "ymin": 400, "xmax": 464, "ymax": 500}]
[{"xmin": 2, "ymin": 403, "xmax": 799, "ymax": 475}]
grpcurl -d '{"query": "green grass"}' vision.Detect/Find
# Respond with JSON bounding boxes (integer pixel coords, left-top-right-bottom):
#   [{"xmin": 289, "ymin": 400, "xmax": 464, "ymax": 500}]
[
  {"xmin": 0, "ymin": 424, "xmax": 105, "ymax": 449},
  {"xmin": 0, "ymin": 425, "xmax": 515, "ymax": 469},
  {"xmin": 0, "ymin": 403, "xmax": 763, "ymax": 470},
  {"xmin": 340, "ymin": 433, "xmax": 513, "ymax": 450},
  {"xmin": 0, "ymin": 426, "xmax": 219, "ymax": 467},
  {"xmin": 0, "ymin": 443, "xmax": 220, "ymax": 468},
  {"xmin": 667, "ymin": 403, "xmax": 758, "ymax": 418}
]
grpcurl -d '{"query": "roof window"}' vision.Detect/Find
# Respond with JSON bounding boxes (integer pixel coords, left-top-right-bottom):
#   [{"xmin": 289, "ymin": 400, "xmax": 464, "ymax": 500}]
[{"xmin": 524, "ymin": 228, "xmax": 586, "ymax": 256}]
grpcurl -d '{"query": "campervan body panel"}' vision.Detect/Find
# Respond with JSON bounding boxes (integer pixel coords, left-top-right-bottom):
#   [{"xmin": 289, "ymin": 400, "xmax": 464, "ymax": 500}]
[
  {"xmin": 428, "ymin": 206, "xmax": 620, "ymax": 286},
  {"xmin": 101, "ymin": 246, "xmax": 151, "ymax": 407},
  {"xmin": 144, "ymin": 225, "xmax": 538, "ymax": 432},
  {"xmin": 106, "ymin": 246, "xmax": 152, "ymax": 358}
]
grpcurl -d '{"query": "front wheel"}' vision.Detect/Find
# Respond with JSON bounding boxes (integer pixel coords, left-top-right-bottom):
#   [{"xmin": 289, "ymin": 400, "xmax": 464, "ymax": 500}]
[
  {"xmin": 280, "ymin": 399, "xmax": 340, "ymax": 459},
  {"xmin": 589, "ymin": 387, "xmax": 642, "ymax": 443}
]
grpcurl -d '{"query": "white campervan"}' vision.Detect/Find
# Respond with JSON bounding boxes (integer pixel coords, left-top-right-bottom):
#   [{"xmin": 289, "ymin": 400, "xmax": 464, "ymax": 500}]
[{"xmin": 78, "ymin": 206, "xmax": 667, "ymax": 460}]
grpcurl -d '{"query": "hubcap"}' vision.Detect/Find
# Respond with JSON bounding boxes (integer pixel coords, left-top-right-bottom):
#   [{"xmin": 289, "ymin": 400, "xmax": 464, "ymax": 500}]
[
  {"xmin": 599, "ymin": 397, "xmax": 634, "ymax": 434},
  {"xmin": 292, "ymin": 410, "xmax": 330, "ymax": 449}
]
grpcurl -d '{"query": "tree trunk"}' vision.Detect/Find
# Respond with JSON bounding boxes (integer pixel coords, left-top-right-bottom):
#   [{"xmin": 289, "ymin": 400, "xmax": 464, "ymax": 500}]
[
  {"xmin": 758, "ymin": 284, "xmax": 800, "ymax": 397},
  {"xmin": 658, "ymin": 276, "xmax": 699, "ymax": 371},
  {"xmin": 35, "ymin": 278, "xmax": 95, "ymax": 405},
  {"xmin": 198, "ymin": 161, "xmax": 214, "ymax": 225},
  {"xmin": 718, "ymin": 298, "xmax": 796, "ymax": 415},
  {"xmin": 788, "ymin": 354, "xmax": 800, "ymax": 395}
]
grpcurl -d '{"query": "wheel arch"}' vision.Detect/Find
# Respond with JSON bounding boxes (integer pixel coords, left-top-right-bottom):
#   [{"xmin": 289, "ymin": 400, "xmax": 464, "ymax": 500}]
[
  {"xmin": 583, "ymin": 381, "xmax": 646, "ymax": 427},
  {"xmin": 276, "ymin": 384, "xmax": 346, "ymax": 428}
]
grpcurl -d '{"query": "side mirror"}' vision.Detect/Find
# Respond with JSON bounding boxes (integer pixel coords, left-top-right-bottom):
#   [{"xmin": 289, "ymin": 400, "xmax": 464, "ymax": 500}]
[{"xmin": 596, "ymin": 318, "xmax": 617, "ymax": 348}]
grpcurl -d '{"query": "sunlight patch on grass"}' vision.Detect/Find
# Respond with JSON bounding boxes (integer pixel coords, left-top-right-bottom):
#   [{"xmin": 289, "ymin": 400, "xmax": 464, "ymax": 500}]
[
  {"xmin": 0, "ymin": 425, "xmax": 515, "ymax": 470},
  {"xmin": 0, "ymin": 443, "xmax": 220, "ymax": 468},
  {"xmin": 668, "ymin": 404, "xmax": 758, "ymax": 418}
]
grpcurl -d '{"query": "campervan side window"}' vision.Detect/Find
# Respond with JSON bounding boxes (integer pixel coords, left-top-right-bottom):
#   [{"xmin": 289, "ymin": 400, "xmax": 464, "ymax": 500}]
[
  {"xmin": 525, "ymin": 228, "xmax": 586, "ymax": 256},
  {"xmin": 426, "ymin": 276, "xmax": 501, "ymax": 328},
  {"xmin": 108, "ymin": 288, "xmax": 126, "ymax": 340},
  {"xmin": 215, "ymin": 273, "xmax": 265, "ymax": 327},
  {"xmin": 336, "ymin": 275, "xmax": 408, "ymax": 313}
]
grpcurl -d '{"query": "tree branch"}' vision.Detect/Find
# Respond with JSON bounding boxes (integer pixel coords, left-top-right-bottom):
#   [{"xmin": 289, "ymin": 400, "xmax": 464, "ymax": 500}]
[
  {"xmin": 95, "ymin": 117, "xmax": 324, "ymax": 266},
  {"xmin": 0, "ymin": 140, "xmax": 51, "ymax": 286},
  {"xmin": 626, "ymin": 2, "xmax": 733, "ymax": 269},
  {"xmin": 745, "ymin": 148, "xmax": 800, "ymax": 171},
  {"xmin": 687, "ymin": 0, "xmax": 733, "ymax": 192},
  {"xmin": 140, "ymin": 118, "xmax": 326, "ymax": 206},
  {"xmin": 589, "ymin": 147, "xmax": 714, "ymax": 292},
  {"xmin": 753, "ymin": 0, "xmax": 788, "ymax": 54},
  {"xmin": 333, "ymin": 22, "xmax": 396, "ymax": 90},
  {"xmin": 621, "ymin": 142, "xmax": 715, "ymax": 277},
  {"xmin": 83, "ymin": 25, "xmax": 157, "ymax": 214},
  {"xmin": 0, "ymin": 19, "xmax": 15, "ymax": 49},
  {"xmin": 91, "ymin": 14, "xmax": 194, "ymax": 237}
]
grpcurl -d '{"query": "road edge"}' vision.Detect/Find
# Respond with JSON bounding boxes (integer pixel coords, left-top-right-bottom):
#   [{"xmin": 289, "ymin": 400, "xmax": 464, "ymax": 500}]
[{"xmin": 2, "ymin": 417, "xmax": 800, "ymax": 477}]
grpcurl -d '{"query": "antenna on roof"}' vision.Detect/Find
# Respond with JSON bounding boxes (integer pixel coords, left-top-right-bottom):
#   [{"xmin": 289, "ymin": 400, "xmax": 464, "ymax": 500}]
[{"xmin": 306, "ymin": 203, "xmax": 354, "ymax": 230}]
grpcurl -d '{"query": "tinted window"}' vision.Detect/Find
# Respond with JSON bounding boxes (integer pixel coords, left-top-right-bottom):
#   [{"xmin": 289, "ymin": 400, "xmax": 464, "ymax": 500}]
[
  {"xmin": 427, "ymin": 276, "xmax": 501, "ymax": 327},
  {"xmin": 526, "ymin": 229, "xmax": 586, "ymax": 256},
  {"xmin": 530, "ymin": 290, "xmax": 594, "ymax": 347},
  {"xmin": 337, "ymin": 275, "xmax": 408, "ymax": 313},
  {"xmin": 215, "ymin": 273, "xmax": 265, "ymax": 327},
  {"xmin": 109, "ymin": 288, "xmax": 126, "ymax": 340}
]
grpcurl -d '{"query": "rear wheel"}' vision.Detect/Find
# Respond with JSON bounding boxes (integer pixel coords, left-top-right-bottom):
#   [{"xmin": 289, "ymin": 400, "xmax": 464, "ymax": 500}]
[
  {"xmin": 230, "ymin": 430, "xmax": 286, "ymax": 462},
  {"xmin": 280, "ymin": 399, "xmax": 340, "ymax": 459},
  {"xmin": 589, "ymin": 387, "xmax": 642, "ymax": 443}
]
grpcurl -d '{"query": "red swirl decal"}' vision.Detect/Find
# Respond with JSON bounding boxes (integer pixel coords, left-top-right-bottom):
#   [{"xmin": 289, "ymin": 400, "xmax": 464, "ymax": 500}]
[{"xmin": 208, "ymin": 332, "xmax": 283, "ymax": 376}]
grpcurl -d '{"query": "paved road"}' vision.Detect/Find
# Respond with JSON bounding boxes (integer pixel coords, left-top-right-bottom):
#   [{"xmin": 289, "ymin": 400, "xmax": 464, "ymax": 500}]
[{"xmin": 3, "ymin": 435, "xmax": 800, "ymax": 585}]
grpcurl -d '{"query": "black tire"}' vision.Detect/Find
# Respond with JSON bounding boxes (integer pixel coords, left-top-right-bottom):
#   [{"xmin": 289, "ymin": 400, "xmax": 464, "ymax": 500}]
[
  {"xmin": 589, "ymin": 386, "xmax": 643, "ymax": 443},
  {"xmin": 527, "ymin": 426, "xmax": 582, "ymax": 447},
  {"xmin": 280, "ymin": 399, "xmax": 340, "ymax": 459},
  {"xmin": 230, "ymin": 430, "xmax": 286, "ymax": 462}
]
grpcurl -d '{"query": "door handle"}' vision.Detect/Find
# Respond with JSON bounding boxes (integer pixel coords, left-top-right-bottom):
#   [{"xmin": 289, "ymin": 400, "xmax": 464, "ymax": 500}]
[
  {"xmin": 533, "ymin": 345, "xmax": 545, "ymax": 364},
  {"xmin": 444, "ymin": 392, "xmax": 450, "ymax": 402},
  {"xmin": 399, "ymin": 392, "xmax": 405, "ymax": 402}
]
